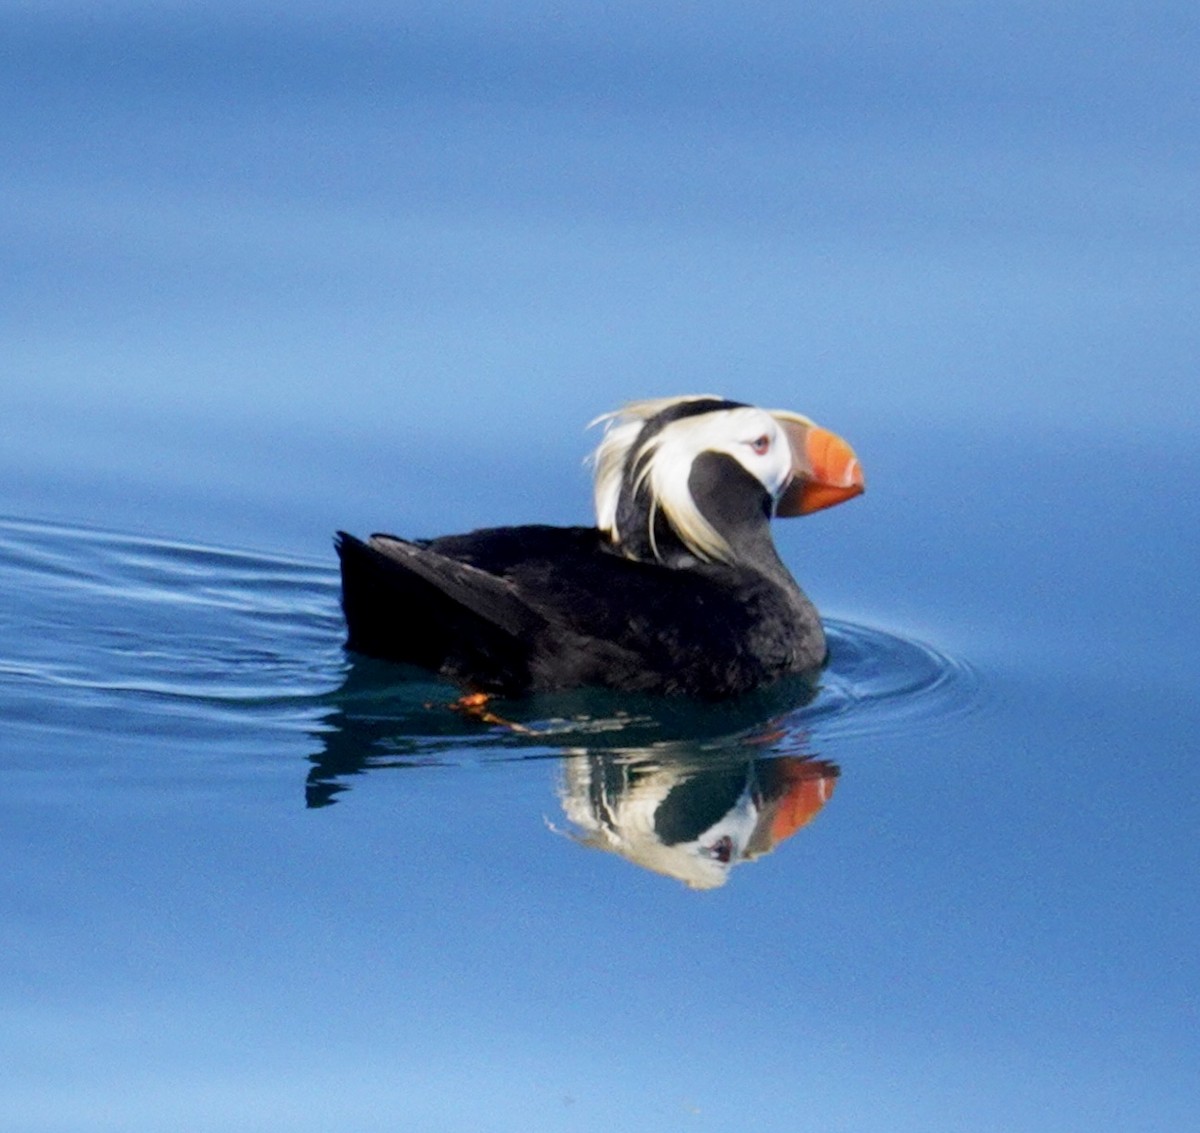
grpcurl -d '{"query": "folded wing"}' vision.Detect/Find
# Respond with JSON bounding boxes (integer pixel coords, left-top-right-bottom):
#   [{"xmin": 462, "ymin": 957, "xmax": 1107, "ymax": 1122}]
[{"xmin": 335, "ymin": 532, "xmax": 551, "ymax": 692}]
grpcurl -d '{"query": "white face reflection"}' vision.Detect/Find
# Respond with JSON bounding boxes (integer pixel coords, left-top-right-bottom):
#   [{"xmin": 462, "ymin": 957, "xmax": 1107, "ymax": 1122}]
[
  {"xmin": 557, "ymin": 757, "xmax": 762, "ymax": 890},
  {"xmin": 695, "ymin": 789, "xmax": 760, "ymax": 866}
]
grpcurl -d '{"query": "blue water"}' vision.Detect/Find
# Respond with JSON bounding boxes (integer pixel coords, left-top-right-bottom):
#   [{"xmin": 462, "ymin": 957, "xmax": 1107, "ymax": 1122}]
[{"xmin": 3, "ymin": 5, "xmax": 1199, "ymax": 1131}]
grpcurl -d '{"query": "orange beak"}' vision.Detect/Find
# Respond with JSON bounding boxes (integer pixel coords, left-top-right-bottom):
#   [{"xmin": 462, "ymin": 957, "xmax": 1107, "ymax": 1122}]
[
  {"xmin": 767, "ymin": 758, "xmax": 839, "ymax": 844},
  {"xmin": 773, "ymin": 417, "xmax": 865, "ymax": 517}
]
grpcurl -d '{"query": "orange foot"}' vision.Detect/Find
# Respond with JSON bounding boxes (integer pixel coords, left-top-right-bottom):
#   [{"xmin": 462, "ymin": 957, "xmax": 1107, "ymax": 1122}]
[{"xmin": 448, "ymin": 692, "xmax": 531, "ymax": 733}]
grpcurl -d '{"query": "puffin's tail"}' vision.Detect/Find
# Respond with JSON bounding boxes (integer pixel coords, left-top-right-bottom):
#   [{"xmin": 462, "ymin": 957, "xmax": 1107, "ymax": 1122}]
[{"xmin": 334, "ymin": 531, "xmax": 546, "ymax": 693}]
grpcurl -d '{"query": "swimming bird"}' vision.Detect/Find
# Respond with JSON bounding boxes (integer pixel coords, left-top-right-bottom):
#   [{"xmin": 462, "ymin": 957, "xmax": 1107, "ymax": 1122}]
[{"xmin": 335, "ymin": 395, "xmax": 863, "ymax": 699}]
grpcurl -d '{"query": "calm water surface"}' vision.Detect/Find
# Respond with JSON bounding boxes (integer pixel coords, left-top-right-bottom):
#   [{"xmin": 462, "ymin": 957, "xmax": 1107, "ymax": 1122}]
[
  {"xmin": 2, "ymin": 432, "xmax": 1196, "ymax": 1132},
  {"xmin": 3, "ymin": 5, "xmax": 1198, "ymax": 1131}
]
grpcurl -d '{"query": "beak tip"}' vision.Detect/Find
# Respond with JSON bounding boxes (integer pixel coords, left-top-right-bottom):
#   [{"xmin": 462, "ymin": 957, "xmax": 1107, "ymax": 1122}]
[{"xmin": 799, "ymin": 433, "xmax": 865, "ymax": 514}]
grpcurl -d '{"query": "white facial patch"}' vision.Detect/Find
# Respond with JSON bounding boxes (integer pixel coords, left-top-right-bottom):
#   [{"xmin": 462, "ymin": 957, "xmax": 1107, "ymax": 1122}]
[
  {"xmin": 590, "ymin": 395, "xmax": 724, "ymax": 539},
  {"xmin": 590, "ymin": 400, "xmax": 795, "ymax": 564}
]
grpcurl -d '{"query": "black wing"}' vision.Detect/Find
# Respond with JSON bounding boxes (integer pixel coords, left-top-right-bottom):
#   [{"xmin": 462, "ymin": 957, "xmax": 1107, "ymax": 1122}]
[
  {"xmin": 335, "ymin": 532, "xmax": 551, "ymax": 691},
  {"xmin": 337, "ymin": 525, "xmax": 818, "ymax": 697},
  {"xmin": 335, "ymin": 530, "xmax": 644, "ymax": 694},
  {"xmin": 426, "ymin": 526, "xmax": 818, "ymax": 696}
]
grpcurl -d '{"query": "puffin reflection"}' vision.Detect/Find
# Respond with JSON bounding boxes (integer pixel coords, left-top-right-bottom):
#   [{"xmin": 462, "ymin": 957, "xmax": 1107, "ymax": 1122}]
[
  {"xmin": 557, "ymin": 750, "xmax": 837, "ymax": 889},
  {"xmin": 306, "ymin": 661, "xmax": 838, "ymax": 885},
  {"xmin": 303, "ymin": 657, "xmax": 481, "ymax": 808}
]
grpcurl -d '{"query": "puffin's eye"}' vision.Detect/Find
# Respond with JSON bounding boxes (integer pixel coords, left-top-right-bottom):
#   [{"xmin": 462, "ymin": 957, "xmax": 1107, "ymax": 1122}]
[
  {"xmin": 707, "ymin": 836, "xmax": 734, "ymax": 863},
  {"xmin": 749, "ymin": 435, "xmax": 771, "ymax": 455}
]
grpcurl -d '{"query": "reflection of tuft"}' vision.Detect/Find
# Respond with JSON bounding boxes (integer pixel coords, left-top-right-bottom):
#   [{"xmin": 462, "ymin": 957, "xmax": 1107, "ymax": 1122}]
[{"xmin": 558, "ymin": 754, "xmax": 838, "ymax": 889}]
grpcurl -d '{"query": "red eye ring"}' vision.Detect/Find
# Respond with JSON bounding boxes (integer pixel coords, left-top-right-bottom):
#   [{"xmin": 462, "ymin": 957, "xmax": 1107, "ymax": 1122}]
[{"xmin": 750, "ymin": 435, "xmax": 771, "ymax": 455}]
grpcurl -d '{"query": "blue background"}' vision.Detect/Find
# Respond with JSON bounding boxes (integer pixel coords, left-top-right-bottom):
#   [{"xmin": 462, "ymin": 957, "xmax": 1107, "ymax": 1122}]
[{"xmin": 2, "ymin": 3, "xmax": 1197, "ymax": 1130}]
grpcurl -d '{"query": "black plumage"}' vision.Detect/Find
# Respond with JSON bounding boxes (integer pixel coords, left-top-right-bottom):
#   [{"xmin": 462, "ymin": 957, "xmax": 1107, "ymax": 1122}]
[{"xmin": 335, "ymin": 396, "xmax": 863, "ymax": 699}]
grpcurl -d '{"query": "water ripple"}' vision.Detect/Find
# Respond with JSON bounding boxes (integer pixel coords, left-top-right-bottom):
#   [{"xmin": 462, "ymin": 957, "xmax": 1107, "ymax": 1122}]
[
  {"xmin": 810, "ymin": 618, "xmax": 982, "ymax": 742},
  {"xmin": 0, "ymin": 516, "xmax": 346, "ymax": 739},
  {"xmin": 0, "ymin": 516, "xmax": 983, "ymax": 757}
]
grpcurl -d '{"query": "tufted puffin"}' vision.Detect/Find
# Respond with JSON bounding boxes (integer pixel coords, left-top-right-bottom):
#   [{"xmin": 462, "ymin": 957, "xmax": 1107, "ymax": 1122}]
[
  {"xmin": 335, "ymin": 395, "xmax": 864, "ymax": 699},
  {"xmin": 558, "ymin": 752, "xmax": 840, "ymax": 889}
]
